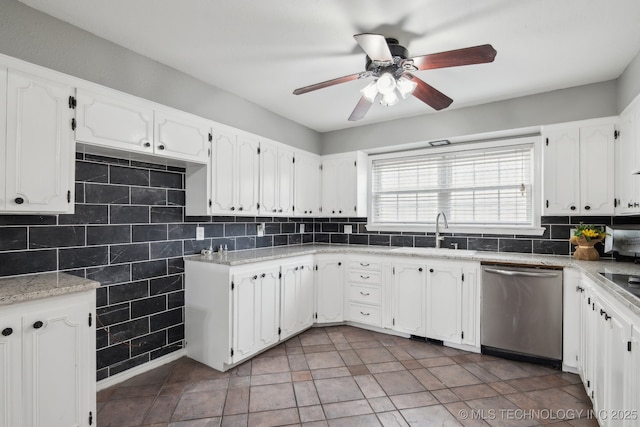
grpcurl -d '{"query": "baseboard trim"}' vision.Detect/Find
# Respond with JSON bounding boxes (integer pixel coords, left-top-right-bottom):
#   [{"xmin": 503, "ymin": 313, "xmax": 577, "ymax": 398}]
[{"xmin": 97, "ymin": 349, "xmax": 187, "ymax": 391}]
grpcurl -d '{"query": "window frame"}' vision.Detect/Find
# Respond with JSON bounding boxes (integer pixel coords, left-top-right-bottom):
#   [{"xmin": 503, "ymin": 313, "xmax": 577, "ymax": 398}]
[{"xmin": 366, "ymin": 136, "xmax": 545, "ymax": 236}]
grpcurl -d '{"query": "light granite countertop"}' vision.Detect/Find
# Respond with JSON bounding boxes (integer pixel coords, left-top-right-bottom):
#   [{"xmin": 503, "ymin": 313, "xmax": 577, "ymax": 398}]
[
  {"xmin": 186, "ymin": 243, "xmax": 640, "ymax": 318},
  {"xmin": 0, "ymin": 272, "xmax": 100, "ymax": 305}
]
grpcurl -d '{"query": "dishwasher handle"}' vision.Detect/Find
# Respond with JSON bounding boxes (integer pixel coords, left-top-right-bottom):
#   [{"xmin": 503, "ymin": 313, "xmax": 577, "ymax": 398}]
[{"xmin": 484, "ymin": 267, "xmax": 559, "ymax": 278}]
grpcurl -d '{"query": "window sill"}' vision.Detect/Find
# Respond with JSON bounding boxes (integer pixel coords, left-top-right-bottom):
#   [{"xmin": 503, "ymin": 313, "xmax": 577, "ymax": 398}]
[{"xmin": 365, "ymin": 223, "xmax": 547, "ymax": 236}]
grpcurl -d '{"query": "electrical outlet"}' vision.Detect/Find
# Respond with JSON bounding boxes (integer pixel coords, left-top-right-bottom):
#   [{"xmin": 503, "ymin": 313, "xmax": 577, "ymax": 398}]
[
  {"xmin": 344, "ymin": 225, "xmax": 353, "ymax": 234},
  {"xmin": 299, "ymin": 224, "xmax": 305, "ymax": 233},
  {"xmin": 257, "ymin": 223, "xmax": 265, "ymax": 237},
  {"xmin": 196, "ymin": 227, "xmax": 205, "ymax": 240}
]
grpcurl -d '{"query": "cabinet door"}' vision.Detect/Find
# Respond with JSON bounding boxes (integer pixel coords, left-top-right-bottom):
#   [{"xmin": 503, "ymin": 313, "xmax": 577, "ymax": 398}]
[
  {"xmin": 392, "ymin": 261, "xmax": 425, "ymax": 336},
  {"xmin": 278, "ymin": 147, "xmax": 295, "ymax": 215},
  {"xmin": 321, "ymin": 158, "xmax": 339, "ymax": 216},
  {"xmin": 543, "ymin": 128, "xmax": 580, "ymax": 215},
  {"xmin": 210, "ymin": 129, "xmax": 236, "ymax": 213},
  {"xmin": 75, "ymin": 88, "xmax": 153, "ymax": 153},
  {"xmin": 336, "ymin": 155, "xmax": 358, "ymax": 217},
  {"xmin": 233, "ymin": 270, "xmax": 262, "ymax": 361},
  {"xmin": 0, "ymin": 316, "xmax": 21, "ymax": 427},
  {"xmin": 316, "ymin": 258, "xmax": 344, "ymax": 323},
  {"xmin": 426, "ymin": 262, "xmax": 462, "ymax": 343},
  {"xmin": 22, "ymin": 300, "xmax": 91, "ymax": 427},
  {"xmin": 154, "ymin": 109, "xmax": 210, "ymax": 163},
  {"xmin": 257, "ymin": 269, "xmax": 281, "ymax": 349},
  {"xmin": 592, "ymin": 298, "xmax": 607, "ymax": 412},
  {"xmin": 0, "ymin": 67, "xmax": 6, "ymax": 210},
  {"xmin": 628, "ymin": 325, "xmax": 640, "ymax": 425},
  {"xmin": 580, "ymin": 124, "xmax": 615, "ymax": 215},
  {"xmin": 579, "ymin": 285, "xmax": 596, "ymax": 397},
  {"xmin": 236, "ymin": 135, "xmax": 260, "ymax": 214},
  {"xmin": 615, "ymin": 113, "xmax": 637, "ymax": 214},
  {"xmin": 280, "ymin": 262, "xmax": 299, "ymax": 340},
  {"xmin": 460, "ymin": 264, "xmax": 479, "ymax": 347},
  {"xmin": 5, "ymin": 70, "xmax": 75, "ymax": 213},
  {"xmin": 295, "ymin": 151, "xmax": 321, "ymax": 216},
  {"xmin": 259, "ymin": 141, "xmax": 279, "ymax": 215},
  {"xmin": 602, "ymin": 304, "xmax": 631, "ymax": 427}
]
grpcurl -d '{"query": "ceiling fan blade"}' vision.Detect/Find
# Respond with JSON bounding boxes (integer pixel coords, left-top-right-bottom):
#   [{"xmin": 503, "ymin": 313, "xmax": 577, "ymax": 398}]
[
  {"xmin": 411, "ymin": 44, "xmax": 497, "ymax": 71},
  {"xmin": 354, "ymin": 33, "xmax": 393, "ymax": 63},
  {"xmin": 405, "ymin": 73, "xmax": 453, "ymax": 111},
  {"xmin": 293, "ymin": 72, "xmax": 363, "ymax": 95},
  {"xmin": 348, "ymin": 97, "xmax": 373, "ymax": 121}
]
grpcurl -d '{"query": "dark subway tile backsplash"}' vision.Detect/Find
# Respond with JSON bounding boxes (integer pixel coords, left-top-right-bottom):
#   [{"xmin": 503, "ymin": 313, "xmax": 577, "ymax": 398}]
[{"xmin": 3, "ymin": 151, "xmax": 640, "ymax": 383}]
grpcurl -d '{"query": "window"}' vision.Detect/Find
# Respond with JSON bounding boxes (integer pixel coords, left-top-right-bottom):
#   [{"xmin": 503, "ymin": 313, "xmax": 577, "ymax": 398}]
[{"xmin": 369, "ymin": 138, "xmax": 540, "ymax": 233}]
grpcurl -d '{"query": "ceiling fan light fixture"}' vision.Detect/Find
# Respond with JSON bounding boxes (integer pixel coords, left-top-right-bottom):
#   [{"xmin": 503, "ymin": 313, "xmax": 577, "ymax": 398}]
[
  {"xmin": 380, "ymin": 90, "xmax": 400, "ymax": 107},
  {"xmin": 360, "ymin": 81, "xmax": 379, "ymax": 103},
  {"xmin": 376, "ymin": 72, "xmax": 396, "ymax": 95},
  {"xmin": 396, "ymin": 75, "xmax": 417, "ymax": 99}
]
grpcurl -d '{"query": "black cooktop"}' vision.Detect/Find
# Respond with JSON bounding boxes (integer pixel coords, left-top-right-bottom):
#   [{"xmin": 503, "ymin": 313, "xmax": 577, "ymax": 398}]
[{"xmin": 599, "ymin": 272, "xmax": 640, "ymax": 298}]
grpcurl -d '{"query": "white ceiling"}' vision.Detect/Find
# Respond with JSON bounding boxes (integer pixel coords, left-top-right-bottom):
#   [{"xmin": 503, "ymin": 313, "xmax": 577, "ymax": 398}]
[{"xmin": 17, "ymin": 0, "xmax": 640, "ymax": 133}]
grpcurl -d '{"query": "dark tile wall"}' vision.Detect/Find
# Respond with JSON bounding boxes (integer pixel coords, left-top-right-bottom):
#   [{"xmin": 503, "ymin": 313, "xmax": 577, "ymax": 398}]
[
  {"xmin": 312, "ymin": 215, "xmax": 640, "ymax": 258},
  {"xmin": 0, "ymin": 153, "xmax": 313, "ymax": 381}
]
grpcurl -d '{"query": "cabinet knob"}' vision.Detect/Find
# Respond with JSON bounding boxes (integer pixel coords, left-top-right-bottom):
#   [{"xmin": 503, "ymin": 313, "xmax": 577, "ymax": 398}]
[
  {"xmin": 310, "ymin": 211, "xmax": 313, "ymax": 214},
  {"xmin": 278, "ymin": 209, "xmax": 283, "ymax": 213},
  {"xmin": 584, "ymin": 205, "xmax": 591, "ymax": 211},
  {"xmin": 261, "ymin": 273, "xmax": 266, "ymax": 278},
  {"xmin": 252, "ymin": 275, "xmax": 258, "ymax": 280},
  {"xmin": 629, "ymin": 203, "xmax": 634, "ymax": 208},
  {"xmin": 570, "ymin": 206, "xmax": 576, "ymax": 211},
  {"xmin": 295, "ymin": 266, "xmax": 299, "ymax": 271},
  {"xmin": 304, "ymin": 210, "xmax": 308, "ymax": 214},
  {"xmin": 332, "ymin": 210, "xmax": 335, "ymax": 214},
  {"xmin": 300, "ymin": 266, "xmax": 304, "ymax": 270},
  {"xmin": 273, "ymin": 209, "xmax": 277, "ymax": 213},
  {"xmin": 230, "ymin": 206, "xmax": 235, "ymax": 211},
  {"xmin": 339, "ymin": 210, "xmax": 342, "ymax": 214},
  {"xmin": 143, "ymin": 142, "xmax": 151, "ymax": 147},
  {"xmin": 429, "ymin": 268, "xmax": 434, "ymax": 273},
  {"xmin": 33, "ymin": 321, "xmax": 44, "ymax": 329},
  {"xmin": 1, "ymin": 328, "xmax": 12, "ymax": 336},
  {"xmin": 635, "ymin": 202, "xmax": 639, "ymax": 208},
  {"xmin": 419, "ymin": 268, "xmax": 423, "ymax": 272},
  {"xmin": 158, "ymin": 145, "xmax": 165, "ymax": 150},
  {"xmin": 338, "ymin": 262, "xmax": 342, "ymax": 266},
  {"xmin": 238, "ymin": 206, "xmax": 243, "ymax": 211},
  {"xmin": 14, "ymin": 197, "xmax": 24, "ymax": 204}
]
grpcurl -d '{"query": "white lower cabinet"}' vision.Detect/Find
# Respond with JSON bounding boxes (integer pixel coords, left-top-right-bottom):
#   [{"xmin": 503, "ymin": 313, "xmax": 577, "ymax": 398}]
[
  {"xmin": 391, "ymin": 260, "xmax": 426, "ymax": 336},
  {"xmin": 232, "ymin": 266, "xmax": 280, "ymax": 363},
  {"xmin": 572, "ymin": 274, "xmax": 640, "ymax": 427},
  {"xmin": 280, "ymin": 257, "xmax": 315, "ymax": 341},
  {"xmin": 426, "ymin": 262, "xmax": 462, "ymax": 343},
  {"xmin": 315, "ymin": 256, "xmax": 345, "ymax": 324},
  {"xmin": 0, "ymin": 291, "xmax": 95, "ymax": 427},
  {"xmin": 346, "ymin": 257, "xmax": 384, "ymax": 327}
]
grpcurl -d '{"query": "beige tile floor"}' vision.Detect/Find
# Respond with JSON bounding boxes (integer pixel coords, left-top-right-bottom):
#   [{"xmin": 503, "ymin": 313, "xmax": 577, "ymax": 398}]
[{"xmin": 97, "ymin": 326, "xmax": 598, "ymax": 427}]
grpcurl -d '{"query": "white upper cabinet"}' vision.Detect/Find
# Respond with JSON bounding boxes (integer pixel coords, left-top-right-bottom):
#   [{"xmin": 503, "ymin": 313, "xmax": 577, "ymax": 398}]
[
  {"xmin": 235, "ymin": 134, "xmax": 261, "ymax": 215},
  {"xmin": 0, "ymin": 67, "xmax": 7, "ymax": 213},
  {"xmin": 615, "ymin": 105, "xmax": 640, "ymax": 215},
  {"xmin": 3, "ymin": 69, "xmax": 75, "ymax": 214},
  {"xmin": 75, "ymin": 87, "xmax": 154, "ymax": 154},
  {"xmin": 543, "ymin": 120, "xmax": 615, "ymax": 216},
  {"xmin": 260, "ymin": 140, "xmax": 295, "ymax": 216},
  {"xmin": 294, "ymin": 150, "xmax": 321, "ymax": 216},
  {"xmin": 321, "ymin": 151, "xmax": 367, "ymax": 217},
  {"xmin": 76, "ymin": 88, "xmax": 209, "ymax": 164},
  {"xmin": 210, "ymin": 128, "xmax": 236, "ymax": 213},
  {"xmin": 154, "ymin": 109, "xmax": 211, "ymax": 163}
]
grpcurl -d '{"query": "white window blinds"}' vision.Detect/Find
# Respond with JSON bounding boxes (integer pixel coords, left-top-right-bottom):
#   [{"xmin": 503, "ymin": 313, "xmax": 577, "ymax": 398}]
[{"xmin": 371, "ymin": 144, "xmax": 534, "ymax": 227}]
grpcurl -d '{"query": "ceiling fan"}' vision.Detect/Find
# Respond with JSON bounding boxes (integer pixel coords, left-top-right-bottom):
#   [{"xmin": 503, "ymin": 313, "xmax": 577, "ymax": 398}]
[{"xmin": 292, "ymin": 33, "xmax": 497, "ymax": 121}]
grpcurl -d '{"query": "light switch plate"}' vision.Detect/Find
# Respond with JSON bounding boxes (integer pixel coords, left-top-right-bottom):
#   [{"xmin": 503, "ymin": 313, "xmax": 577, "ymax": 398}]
[
  {"xmin": 344, "ymin": 225, "xmax": 353, "ymax": 234},
  {"xmin": 196, "ymin": 227, "xmax": 205, "ymax": 240}
]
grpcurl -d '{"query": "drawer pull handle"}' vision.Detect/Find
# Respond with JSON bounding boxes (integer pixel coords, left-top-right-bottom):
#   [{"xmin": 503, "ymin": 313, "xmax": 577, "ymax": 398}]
[
  {"xmin": 360, "ymin": 263, "xmax": 370, "ymax": 267},
  {"xmin": 360, "ymin": 291, "xmax": 370, "ymax": 296},
  {"xmin": 360, "ymin": 311, "xmax": 370, "ymax": 316},
  {"xmin": 360, "ymin": 275, "xmax": 370, "ymax": 279}
]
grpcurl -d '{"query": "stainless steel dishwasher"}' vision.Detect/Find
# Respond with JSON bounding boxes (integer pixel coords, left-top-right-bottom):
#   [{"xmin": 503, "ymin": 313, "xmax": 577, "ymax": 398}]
[{"xmin": 481, "ymin": 263, "xmax": 563, "ymax": 367}]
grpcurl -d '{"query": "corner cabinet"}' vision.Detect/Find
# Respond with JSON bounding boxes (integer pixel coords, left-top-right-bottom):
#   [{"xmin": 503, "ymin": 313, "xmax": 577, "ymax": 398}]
[
  {"xmin": 543, "ymin": 120, "xmax": 615, "ymax": 216},
  {"xmin": 1, "ymin": 68, "xmax": 75, "ymax": 214},
  {"xmin": 75, "ymin": 88, "xmax": 210, "ymax": 164},
  {"xmin": 0, "ymin": 291, "xmax": 96, "ymax": 427},
  {"xmin": 321, "ymin": 152, "xmax": 368, "ymax": 217}
]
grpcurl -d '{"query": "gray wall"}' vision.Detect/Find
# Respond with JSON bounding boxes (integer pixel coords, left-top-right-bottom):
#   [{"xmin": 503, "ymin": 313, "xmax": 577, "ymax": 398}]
[
  {"xmin": 0, "ymin": 0, "xmax": 322, "ymax": 154},
  {"xmin": 320, "ymin": 81, "xmax": 618, "ymax": 154},
  {"xmin": 618, "ymin": 48, "xmax": 640, "ymax": 113}
]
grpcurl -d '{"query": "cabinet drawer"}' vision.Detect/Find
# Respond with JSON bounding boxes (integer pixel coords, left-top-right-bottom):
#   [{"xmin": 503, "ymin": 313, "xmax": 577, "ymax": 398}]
[
  {"xmin": 348, "ymin": 271, "xmax": 381, "ymax": 284},
  {"xmin": 347, "ymin": 303, "xmax": 381, "ymax": 326},
  {"xmin": 348, "ymin": 284, "xmax": 382, "ymax": 305},
  {"xmin": 349, "ymin": 260, "xmax": 381, "ymax": 272}
]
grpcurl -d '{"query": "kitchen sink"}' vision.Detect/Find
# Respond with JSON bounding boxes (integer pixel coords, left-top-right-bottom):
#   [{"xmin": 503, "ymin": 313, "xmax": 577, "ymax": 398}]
[{"xmin": 389, "ymin": 247, "xmax": 477, "ymax": 256}]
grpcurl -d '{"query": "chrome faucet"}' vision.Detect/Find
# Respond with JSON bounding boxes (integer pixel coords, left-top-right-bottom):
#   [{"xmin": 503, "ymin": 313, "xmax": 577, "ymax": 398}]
[{"xmin": 435, "ymin": 212, "xmax": 449, "ymax": 248}]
